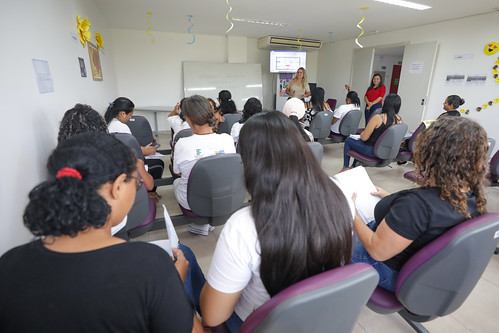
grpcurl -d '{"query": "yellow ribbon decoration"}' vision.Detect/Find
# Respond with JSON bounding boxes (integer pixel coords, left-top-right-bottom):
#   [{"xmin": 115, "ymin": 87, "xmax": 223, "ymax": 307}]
[
  {"xmin": 95, "ymin": 31, "xmax": 104, "ymax": 49},
  {"xmin": 298, "ymin": 30, "xmax": 303, "ymax": 51},
  {"xmin": 76, "ymin": 15, "xmax": 91, "ymax": 47},
  {"xmin": 355, "ymin": 7, "xmax": 369, "ymax": 48},
  {"xmin": 225, "ymin": 0, "xmax": 234, "ymax": 34},
  {"xmin": 146, "ymin": 12, "xmax": 155, "ymax": 43}
]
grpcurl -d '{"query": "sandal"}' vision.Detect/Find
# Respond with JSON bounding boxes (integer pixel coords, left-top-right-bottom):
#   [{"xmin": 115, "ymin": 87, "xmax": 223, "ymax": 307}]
[{"xmin": 148, "ymin": 192, "xmax": 161, "ymax": 202}]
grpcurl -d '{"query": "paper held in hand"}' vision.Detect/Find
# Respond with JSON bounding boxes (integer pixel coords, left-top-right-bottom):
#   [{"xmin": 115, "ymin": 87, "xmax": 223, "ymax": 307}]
[
  {"xmin": 331, "ymin": 166, "xmax": 380, "ymax": 224},
  {"xmin": 149, "ymin": 204, "xmax": 179, "ymax": 258}
]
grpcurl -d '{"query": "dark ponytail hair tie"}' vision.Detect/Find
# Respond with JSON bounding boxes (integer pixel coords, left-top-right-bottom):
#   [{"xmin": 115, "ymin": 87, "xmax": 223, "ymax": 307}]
[
  {"xmin": 109, "ymin": 102, "xmax": 114, "ymax": 108},
  {"xmin": 56, "ymin": 167, "xmax": 82, "ymax": 180}
]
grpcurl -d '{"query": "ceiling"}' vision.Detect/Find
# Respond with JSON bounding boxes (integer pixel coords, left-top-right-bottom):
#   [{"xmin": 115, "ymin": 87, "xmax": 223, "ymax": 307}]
[{"xmin": 93, "ymin": 0, "xmax": 498, "ymax": 43}]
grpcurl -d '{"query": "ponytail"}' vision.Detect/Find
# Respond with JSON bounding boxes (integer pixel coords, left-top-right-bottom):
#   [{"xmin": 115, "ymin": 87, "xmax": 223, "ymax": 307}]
[
  {"xmin": 104, "ymin": 97, "xmax": 135, "ymax": 124},
  {"xmin": 347, "ymin": 91, "xmax": 361, "ymax": 107}
]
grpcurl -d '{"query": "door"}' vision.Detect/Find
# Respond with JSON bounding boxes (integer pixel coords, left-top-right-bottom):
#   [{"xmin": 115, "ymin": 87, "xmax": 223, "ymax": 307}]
[
  {"xmin": 397, "ymin": 41, "xmax": 438, "ymax": 130},
  {"xmin": 350, "ymin": 48, "xmax": 375, "ymax": 125},
  {"xmin": 390, "ymin": 65, "xmax": 401, "ymax": 94}
]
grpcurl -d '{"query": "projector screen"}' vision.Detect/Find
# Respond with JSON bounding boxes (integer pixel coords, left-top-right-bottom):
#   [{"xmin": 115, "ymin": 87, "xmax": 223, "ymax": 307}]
[{"xmin": 270, "ymin": 50, "xmax": 306, "ymax": 73}]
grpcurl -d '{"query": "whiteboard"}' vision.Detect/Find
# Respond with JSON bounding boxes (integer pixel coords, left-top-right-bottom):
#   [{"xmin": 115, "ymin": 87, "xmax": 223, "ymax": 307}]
[{"xmin": 183, "ymin": 62, "xmax": 263, "ymax": 110}]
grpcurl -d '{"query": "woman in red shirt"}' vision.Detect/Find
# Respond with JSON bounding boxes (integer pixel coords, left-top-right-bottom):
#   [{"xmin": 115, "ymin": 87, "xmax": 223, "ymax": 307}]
[{"xmin": 363, "ymin": 74, "xmax": 386, "ymax": 126}]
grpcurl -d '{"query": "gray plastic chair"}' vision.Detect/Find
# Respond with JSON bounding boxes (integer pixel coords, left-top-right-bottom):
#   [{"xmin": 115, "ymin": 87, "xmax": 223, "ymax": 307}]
[
  {"xmin": 488, "ymin": 138, "xmax": 496, "ymax": 158},
  {"xmin": 488, "ymin": 149, "xmax": 499, "ymax": 186},
  {"xmin": 347, "ymin": 123, "xmax": 408, "ymax": 168},
  {"xmin": 396, "ymin": 122, "xmax": 425, "ymax": 163},
  {"xmin": 217, "ymin": 113, "xmax": 243, "ymax": 135},
  {"xmin": 367, "ymin": 213, "xmax": 499, "ymax": 333},
  {"xmin": 307, "ymin": 142, "xmax": 323, "ymax": 164},
  {"xmin": 309, "ymin": 110, "xmax": 334, "ymax": 143},
  {"xmin": 327, "ymin": 109, "xmax": 362, "ymax": 144},
  {"xmin": 174, "ymin": 154, "xmax": 246, "ymax": 226},
  {"xmin": 211, "ymin": 263, "xmax": 379, "ymax": 333},
  {"xmin": 126, "ymin": 115, "xmax": 171, "ymax": 155}
]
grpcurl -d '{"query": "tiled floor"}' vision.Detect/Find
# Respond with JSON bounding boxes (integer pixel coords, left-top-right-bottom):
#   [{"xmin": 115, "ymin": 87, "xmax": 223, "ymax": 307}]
[{"xmin": 136, "ymin": 132, "xmax": 499, "ymax": 332}]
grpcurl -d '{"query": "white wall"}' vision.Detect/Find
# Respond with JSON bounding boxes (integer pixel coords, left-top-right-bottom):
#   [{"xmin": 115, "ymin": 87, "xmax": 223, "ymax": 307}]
[
  {"xmin": 0, "ymin": 0, "xmax": 119, "ymax": 255},
  {"xmin": 317, "ymin": 11, "xmax": 499, "ymax": 154}
]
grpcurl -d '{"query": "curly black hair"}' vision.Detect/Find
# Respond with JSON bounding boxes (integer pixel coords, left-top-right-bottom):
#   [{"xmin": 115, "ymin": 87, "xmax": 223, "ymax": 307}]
[
  {"xmin": 57, "ymin": 104, "xmax": 107, "ymax": 144},
  {"xmin": 24, "ymin": 132, "xmax": 137, "ymax": 237}
]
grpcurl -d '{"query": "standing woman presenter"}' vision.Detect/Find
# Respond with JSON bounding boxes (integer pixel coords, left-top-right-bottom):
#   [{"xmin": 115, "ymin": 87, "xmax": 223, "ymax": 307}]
[
  {"xmin": 285, "ymin": 67, "xmax": 311, "ymax": 100},
  {"xmin": 362, "ymin": 74, "xmax": 386, "ymax": 126}
]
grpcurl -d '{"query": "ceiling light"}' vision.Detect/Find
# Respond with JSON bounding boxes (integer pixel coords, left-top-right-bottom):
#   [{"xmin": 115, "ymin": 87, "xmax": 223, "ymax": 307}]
[
  {"xmin": 232, "ymin": 18, "xmax": 290, "ymax": 27},
  {"xmin": 373, "ymin": 0, "xmax": 431, "ymax": 10}
]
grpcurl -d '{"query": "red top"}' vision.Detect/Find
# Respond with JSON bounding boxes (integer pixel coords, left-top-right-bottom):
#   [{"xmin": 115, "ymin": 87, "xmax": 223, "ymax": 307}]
[{"xmin": 365, "ymin": 85, "xmax": 386, "ymax": 103}]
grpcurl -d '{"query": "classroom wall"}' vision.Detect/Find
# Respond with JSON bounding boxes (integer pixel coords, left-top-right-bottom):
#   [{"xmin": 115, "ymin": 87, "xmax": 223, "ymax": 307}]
[
  {"xmin": 317, "ymin": 11, "xmax": 499, "ymax": 154},
  {"xmin": 0, "ymin": 0, "xmax": 119, "ymax": 255}
]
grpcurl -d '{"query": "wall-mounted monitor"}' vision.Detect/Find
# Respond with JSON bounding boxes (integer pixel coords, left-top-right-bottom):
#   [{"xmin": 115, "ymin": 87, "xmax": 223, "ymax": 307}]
[{"xmin": 270, "ymin": 50, "xmax": 306, "ymax": 73}]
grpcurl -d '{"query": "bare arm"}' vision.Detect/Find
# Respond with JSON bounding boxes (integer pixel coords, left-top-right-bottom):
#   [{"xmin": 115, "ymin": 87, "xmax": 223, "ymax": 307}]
[
  {"xmin": 141, "ymin": 142, "xmax": 157, "ymax": 156},
  {"xmin": 137, "ymin": 159, "xmax": 154, "ymax": 191},
  {"xmin": 360, "ymin": 114, "xmax": 382, "ymax": 141},
  {"xmin": 303, "ymin": 90, "xmax": 311, "ymax": 98},
  {"xmin": 332, "ymin": 117, "xmax": 340, "ymax": 125},
  {"xmin": 353, "ymin": 215, "xmax": 412, "ymax": 261},
  {"xmin": 168, "ymin": 102, "xmax": 181, "ymax": 118},
  {"xmin": 345, "ymin": 84, "xmax": 351, "ymax": 92},
  {"xmin": 200, "ymin": 282, "xmax": 243, "ymax": 327}
]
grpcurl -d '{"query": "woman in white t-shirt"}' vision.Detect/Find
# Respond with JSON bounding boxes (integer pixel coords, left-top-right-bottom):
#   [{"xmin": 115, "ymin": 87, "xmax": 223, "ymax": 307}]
[
  {"xmin": 331, "ymin": 91, "xmax": 361, "ymax": 134},
  {"xmin": 230, "ymin": 97, "xmax": 262, "ymax": 144},
  {"xmin": 200, "ymin": 111, "xmax": 354, "ymax": 332},
  {"xmin": 173, "ymin": 95, "xmax": 236, "ymax": 236}
]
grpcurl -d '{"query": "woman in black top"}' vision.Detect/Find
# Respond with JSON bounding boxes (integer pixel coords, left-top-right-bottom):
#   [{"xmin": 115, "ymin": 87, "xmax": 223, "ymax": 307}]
[
  {"xmin": 437, "ymin": 94, "xmax": 464, "ymax": 119},
  {"xmin": 351, "ymin": 117, "xmax": 488, "ymax": 291},
  {"xmin": 341, "ymin": 94, "xmax": 402, "ymax": 171}
]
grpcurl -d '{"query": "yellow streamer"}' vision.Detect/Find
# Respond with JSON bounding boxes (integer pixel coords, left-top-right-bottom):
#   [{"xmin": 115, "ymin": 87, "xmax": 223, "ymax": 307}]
[
  {"xmin": 146, "ymin": 12, "xmax": 155, "ymax": 43},
  {"xmin": 298, "ymin": 30, "xmax": 303, "ymax": 51},
  {"xmin": 225, "ymin": 0, "xmax": 234, "ymax": 34},
  {"xmin": 355, "ymin": 7, "xmax": 369, "ymax": 48}
]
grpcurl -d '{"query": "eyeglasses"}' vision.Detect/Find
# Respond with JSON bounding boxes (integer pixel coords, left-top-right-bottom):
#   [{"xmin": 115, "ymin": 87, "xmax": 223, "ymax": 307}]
[{"xmin": 130, "ymin": 176, "xmax": 144, "ymax": 191}]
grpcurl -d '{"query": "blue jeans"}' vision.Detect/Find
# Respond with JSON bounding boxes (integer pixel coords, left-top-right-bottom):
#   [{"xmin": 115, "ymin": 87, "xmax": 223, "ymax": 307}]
[
  {"xmin": 365, "ymin": 102, "xmax": 382, "ymax": 126},
  {"xmin": 343, "ymin": 137, "xmax": 376, "ymax": 168},
  {"xmin": 351, "ymin": 222, "xmax": 398, "ymax": 292},
  {"xmin": 178, "ymin": 243, "xmax": 206, "ymax": 314},
  {"xmin": 225, "ymin": 312, "xmax": 244, "ymax": 333}
]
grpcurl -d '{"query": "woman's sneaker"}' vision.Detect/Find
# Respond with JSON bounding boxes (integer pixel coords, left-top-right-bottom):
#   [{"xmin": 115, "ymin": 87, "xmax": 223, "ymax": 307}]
[{"xmin": 187, "ymin": 224, "xmax": 215, "ymax": 236}]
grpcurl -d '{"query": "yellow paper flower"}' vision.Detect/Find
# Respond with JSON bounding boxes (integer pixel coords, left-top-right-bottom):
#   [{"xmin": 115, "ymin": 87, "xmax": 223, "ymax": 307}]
[
  {"xmin": 460, "ymin": 109, "xmax": 465, "ymax": 113},
  {"xmin": 77, "ymin": 15, "xmax": 91, "ymax": 47},
  {"xmin": 496, "ymin": 77, "xmax": 499, "ymax": 83},
  {"xmin": 95, "ymin": 31, "xmax": 104, "ymax": 49},
  {"xmin": 482, "ymin": 104, "xmax": 488, "ymax": 109},
  {"xmin": 494, "ymin": 99, "xmax": 499, "ymax": 103},
  {"xmin": 493, "ymin": 70, "xmax": 498, "ymax": 75}
]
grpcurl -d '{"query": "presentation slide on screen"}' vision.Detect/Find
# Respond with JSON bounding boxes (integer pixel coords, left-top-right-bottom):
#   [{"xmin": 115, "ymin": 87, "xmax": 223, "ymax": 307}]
[{"xmin": 270, "ymin": 51, "xmax": 306, "ymax": 73}]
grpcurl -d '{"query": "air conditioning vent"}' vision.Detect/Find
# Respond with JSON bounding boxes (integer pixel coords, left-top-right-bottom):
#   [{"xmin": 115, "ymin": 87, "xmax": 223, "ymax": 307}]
[{"xmin": 258, "ymin": 36, "xmax": 322, "ymax": 50}]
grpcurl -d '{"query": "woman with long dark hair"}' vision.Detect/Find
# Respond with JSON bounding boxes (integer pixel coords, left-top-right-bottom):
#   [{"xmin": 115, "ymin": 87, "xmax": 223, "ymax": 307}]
[
  {"xmin": 230, "ymin": 97, "xmax": 262, "ymax": 144},
  {"xmin": 331, "ymin": 91, "xmax": 361, "ymax": 134},
  {"xmin": 303, "ymin": 87, "xmax": 331, "ymax": 128},
  {"xmin": 0, "ymin": 132, "xmax": 201, "ymax": 332},
  {"xmin": 363, "ymin": 74, "xmax": 386, "ymax": 125},
  {"xmin": 200, "ymin": 111, "xmax": 354, "ymax": 332},
  {"xmin": 352, "ymin": 116, "xmax": 488, "ymax": 291},
  {"xmin": 341, "ymin": 94, "xmax": 403, "ymax": 171}
]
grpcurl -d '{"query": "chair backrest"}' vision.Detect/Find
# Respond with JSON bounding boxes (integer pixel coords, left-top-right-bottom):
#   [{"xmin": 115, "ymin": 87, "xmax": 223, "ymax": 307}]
[
  {"xmin": 309, "ymin": 110, "xmax": 334, "ymax": 139},
  {"xmin": 338, "ymin": 109, "xmax": 362, "ymax": 137},
  {"xmin": 112, "ymin": 133, "xmax": 144, "ymax": 161},
  {"xmin": 490, "ymin": 149, "xmax": 499, "ymax": 178},
  {"xmin": 187, "ymin": 154, "xmax": 246, "ymax": 226},
  {"xmin": 173, "ymin": 128, "xmax": 194, "ymax": 146},
  {"xmin": 373, "ymin": 123, "xmax": 408, "ymax": 160},
  {"xmin": 396, "ymin": 213, "xmax": 499, "ymax": 317},
  {"xmin": 488, "ymin": 138, "xmax": 496, "ymax": 158},
  {"xmin": 217, "ymin": 113, "xmax": 243, "ymax": 135},
  {"xmin": 307, "ymin": 142, "xmax": 323, "ymax": 164},
  {"xmin": 408, "ymin": 122, "xmax": 426, "ymax": 152},
  {"xmin": 126, "ymin": 115, "xmax": 155, "ymax": 147},
  {"xmin": 326, "ymin": 98, "xmax": 337, "ymax": 110},
  {"xmin": 240, "ymin": 263, "xmax": 379, "ymax": 333}
]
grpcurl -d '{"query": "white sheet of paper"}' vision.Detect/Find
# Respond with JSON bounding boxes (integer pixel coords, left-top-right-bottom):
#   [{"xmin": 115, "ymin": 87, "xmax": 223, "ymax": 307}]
[
  {"xmin": 349, "ymin": 134, "xmax": 361, "ymax": 140},
  {"xmin": 163, "ymin": 204, "xmax": 179, "ymax": 249}
]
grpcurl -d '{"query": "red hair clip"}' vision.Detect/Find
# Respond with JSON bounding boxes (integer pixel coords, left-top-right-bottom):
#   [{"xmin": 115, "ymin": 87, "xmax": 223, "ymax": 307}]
[{"xmin": 56, "ymin": 167, "xmax": 82, "ymax": 180}]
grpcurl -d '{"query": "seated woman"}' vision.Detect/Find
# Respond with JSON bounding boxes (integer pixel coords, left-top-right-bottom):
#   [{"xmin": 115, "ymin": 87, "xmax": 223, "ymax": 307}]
[
  {"xmin": 0, "ymin": 132, "xmax": 201, "ymax": 332},
  {"xmin": 168, "ymin": 98, "xmax": 191, "ymax": 139},
  {"xmin": 437, "ymin": 94, "xmax": 464, "ymax": 119},
  {"xmin": 303, "ymin": 87, "xmax": 331, "ymax": 128},
  {"xmin": 342, "ymin": 94, "xmax": 403, "ymax": 171},
  {"xmin": 173, "ymin": 95, "xmax": 236, "ymax": 236},
  {"xmin": 57, "ymin": 104, "xmax": 154, "ymax": 237},
  {"xmin": 282, "ymin": 98, "xmax": 313, "ymax": 142},
  {"xmin": 230, "ymin": 97, "xmax": 262, "ymax": 144},
  {"xmin": 199, "ymin": 111, "xmax": 354, "ymax": 332},
  {"xmin": 331, "ymin": 91, "xmax": 361, "ymax": 135},
  {"xmin": 352, "ymin": 116, "xmax": 488, "ymax": 291},
  {"xmin": 105, "ymin": 97, "xmax": 164, "ymax": 201},
  {"xmin": 217, "ymin": 90, "xmax": 238, "ymax": 115}
]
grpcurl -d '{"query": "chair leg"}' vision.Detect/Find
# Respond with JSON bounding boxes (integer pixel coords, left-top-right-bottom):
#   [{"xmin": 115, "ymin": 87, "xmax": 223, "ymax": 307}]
[
  {"xmin": 398, "ymin": 309, "xmax": 431, "ymax": 333},
  {"xmin": 494, "ymin": 247, "xmax": 499, "ymax": 255}
]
